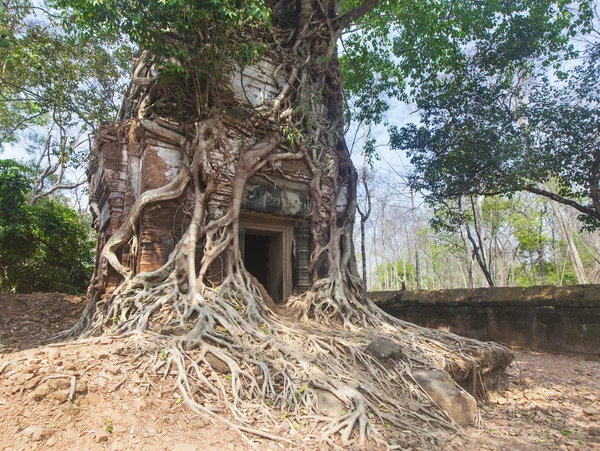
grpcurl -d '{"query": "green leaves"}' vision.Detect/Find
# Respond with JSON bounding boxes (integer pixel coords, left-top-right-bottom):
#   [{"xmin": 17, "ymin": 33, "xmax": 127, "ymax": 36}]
[
  {"xmin": 386, "ymin": 0, "xmax": 600, "ymax": 230},
  {"xmin": 341, "ymin": 0, "xmax": 587, "ymax": 139},
  {"xmin": 0, "ymin": 159, "xmax": 94, "ymax": 293},
  {"xmin": 56, "ymin": 0, "xmax": 270, "ymax": 84},
  {"xmin": 0, "ymin": 1, "xmax": 134, "ymax": 147}
]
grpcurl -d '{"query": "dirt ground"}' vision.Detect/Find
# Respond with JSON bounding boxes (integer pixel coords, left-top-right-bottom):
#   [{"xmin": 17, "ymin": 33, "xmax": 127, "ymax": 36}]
[{"xmin": 0, "ymin": 293, "xmax": 599, "ymax": 451}]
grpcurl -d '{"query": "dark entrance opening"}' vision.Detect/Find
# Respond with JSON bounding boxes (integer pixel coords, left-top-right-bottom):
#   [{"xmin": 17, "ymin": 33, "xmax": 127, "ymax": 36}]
[
  {"xmin": 242, "ymin": 231, "xmax": 285, "ymax": 303},
  {"xmin": 243, "ymin": 234, "xmax": 269, "ymax": 290}
]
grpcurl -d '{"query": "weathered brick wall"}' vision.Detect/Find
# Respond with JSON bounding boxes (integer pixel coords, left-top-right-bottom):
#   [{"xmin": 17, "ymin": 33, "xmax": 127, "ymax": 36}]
[
  {"xmin": 91, "ymin": 94, "xmax": 313, "ymax": 289},
  {"xmin": 372, "ymin": 286, "xmax": 600, "ymax": 356}
]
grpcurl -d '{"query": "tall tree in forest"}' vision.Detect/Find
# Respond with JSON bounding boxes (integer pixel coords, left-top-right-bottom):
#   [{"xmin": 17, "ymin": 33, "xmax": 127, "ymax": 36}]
[
  {"xmin": 546, "ymin": 189, "xmax": 589, "ymax": 283},
  {"xmin": 0, "ymin": 0, "xmax": 133, "ymax": 198},
  {"xmin": 392, "ymin": 0, "xmax": 600, "ymax": 231},
  {"xmin": 357, "ymin": 148, "xmax": 373, "ymax": 285},
  {"xmin": 52, "ymin": 0, "xmax": 581, "ymax": 445}
]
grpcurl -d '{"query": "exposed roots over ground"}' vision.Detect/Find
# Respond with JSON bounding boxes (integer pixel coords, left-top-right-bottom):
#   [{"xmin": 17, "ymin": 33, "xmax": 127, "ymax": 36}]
[
  {"xmin": 64, "ymin": 256, "xmax": 512, "ymax": 449},
  {"xmin": 71, "ymin": 41, "xmax": 514, "ymax": 447}
]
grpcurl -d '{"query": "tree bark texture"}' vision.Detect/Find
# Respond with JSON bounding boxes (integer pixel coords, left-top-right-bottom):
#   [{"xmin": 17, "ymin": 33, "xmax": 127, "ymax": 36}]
[{"xmin": 69, "ymin": 3, "xmax": 514, "ymax": 447}]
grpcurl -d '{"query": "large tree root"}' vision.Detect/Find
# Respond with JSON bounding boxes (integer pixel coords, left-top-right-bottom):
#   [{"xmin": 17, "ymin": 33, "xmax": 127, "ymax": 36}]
[
  {"xmin": 65, "ymin": 258, "xmax": 511, "ymax": 449},
  {"xmin": 71, "ymin": 59, "xmax": 514, "ymax": 447}
]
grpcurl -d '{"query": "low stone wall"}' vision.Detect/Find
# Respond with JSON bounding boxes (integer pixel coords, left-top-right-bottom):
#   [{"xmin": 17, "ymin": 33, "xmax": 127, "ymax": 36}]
[{"xmin": 372, "ymin": 285, "xmax": 600, "ymax": 356}]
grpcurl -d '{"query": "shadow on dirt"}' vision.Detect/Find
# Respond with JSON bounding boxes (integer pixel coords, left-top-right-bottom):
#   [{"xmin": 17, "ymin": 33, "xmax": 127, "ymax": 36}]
[{"xmin": 0, "ymin": 293, "xmax": 86, "ymax": 352}]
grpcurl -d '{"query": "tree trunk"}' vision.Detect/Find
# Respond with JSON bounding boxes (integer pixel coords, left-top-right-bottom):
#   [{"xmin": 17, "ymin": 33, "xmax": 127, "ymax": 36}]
[
  {"xmin": 68, "ymin": 2, "xmax": 512, "ymax": 446},
  {"xmin": 537, "ymin": 247, "xmax": 547, "ymax": 285},
  {"xmin": 594, "ymin": 237, "xmax": 600, "ymax": 283},
  {"xmin": 357, "ymin": 159, "xmax": 372, "ymax": 286},
  {"xmin": 460, "ymin": 228, "xmax": 475, "ymax": 288},
  {"xmin": 410, "ymin": 190, "xmax": 422, "ymax": 289},
  {"xmin": 467, "ymin": 196, "xmax": 494, "ymax": 287},
  {"xmin": 549, "ymin": 197, "xmax": 589, "ymax": 284}
]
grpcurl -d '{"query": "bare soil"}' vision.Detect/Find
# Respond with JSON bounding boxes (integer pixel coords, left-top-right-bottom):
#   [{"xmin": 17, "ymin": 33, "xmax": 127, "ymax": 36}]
[
  {"xmin": 0, "ymin": 293, "xmax": 599, "ymax": 451},
  {"xmin": 471, "ymin": 349, "xmax": 600, "ymax": 450}
]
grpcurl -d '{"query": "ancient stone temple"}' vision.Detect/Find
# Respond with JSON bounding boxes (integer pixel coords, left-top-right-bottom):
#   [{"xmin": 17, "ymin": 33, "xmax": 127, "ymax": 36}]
[{"xmin": 88, "ymin": 57, "xmax": 314, "ymax": 303}]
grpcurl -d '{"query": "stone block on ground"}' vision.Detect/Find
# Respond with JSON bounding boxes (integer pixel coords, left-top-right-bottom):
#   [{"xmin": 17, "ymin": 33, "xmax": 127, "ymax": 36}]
[
  {"xmin": 47, "ymin": 349, "xmax": 60, "ymax": 362},
  {"xmin": 413, "ymin": 370, "xmax": 477, "ymax": 426},
  {"xmin": 314, "ymin": 388, "xmax": 346, "ymax": 417},
  {"xmin": 95, "ymin": 430, "xmax": 109, "ymax": 442},
  {"xmin": 205, "ymin": 353, "xmax": 230, "ymax": 374},
  {"xmin": 29, "ymin": 383, "xmax": 50, "ymax": 401},
  {"xmin": 47, "ymin": 389, "xmax": 70, "ymax": 402},
  {"xmin": 22, "ymin": 426, "xmax": 53, "ymax": 441}
]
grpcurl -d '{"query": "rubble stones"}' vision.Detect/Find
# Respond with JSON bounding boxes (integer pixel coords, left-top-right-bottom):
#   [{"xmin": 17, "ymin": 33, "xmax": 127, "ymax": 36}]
[
  {"xmin": 314, "ymin": 388, "xmax": 346, "ymax": 417},
  {"xmin": 58, "ymin": 402, "xmax": 80, "ymax": 416},
  {"xmin": 366, "ymin": 337, "xmax": 405, "ymax": 362},
  {"xmin": 104, "ymin": 364, "xmax": 121, "ymax": 375},
  {"xmin": 205, "ymin": 353, "xmax": 229, "ymax": 374},
  {"xmin": 47, "ymin": 389, "xmax": 70, "ymax": 402},
  {"xmin": 47, "ymin": 349, "xmax": 60, "ymax": 362},
  {"xmin": 15, "ymin": 373, "xmax": 34, "ymax": 385},
  {"xmin": 95, "ymin": 431, "xmax": 109, "ymax": 442},
  {"xmin": 30, "ymin": 384, "xmax": 50, "ymax": 401},
  {"xmin": 75, "ymin": 380, "xmax": 87, "ymax": 394},
  {"xmin": 22, "ymin": 426, "xmax": 53, "ymax": 441},
  {"xmin": 47, "ymin": 378, "xmax": 70, "ymax": 390}
]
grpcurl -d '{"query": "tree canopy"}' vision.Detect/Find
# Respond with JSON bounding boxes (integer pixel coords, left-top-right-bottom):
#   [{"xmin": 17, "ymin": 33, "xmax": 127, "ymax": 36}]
[
  {"xmin": 1, "ymin": 0, "xmax": 134, "ymax": 202},
  {"xmin": 389, "ymin": 0, "xmax": 600, "ymax": 230},
  {"xmin": 1, "ymin": 0, "xmax": 133, "ymax": 142}
]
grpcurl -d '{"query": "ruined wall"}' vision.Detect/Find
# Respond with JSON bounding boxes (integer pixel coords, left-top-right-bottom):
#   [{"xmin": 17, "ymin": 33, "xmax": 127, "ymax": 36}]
[
  {"xmin": 372, "ymin": 286, "xmax": 600, "ymax": 356},
  {"xmin": 88, "ymin": 56, "xmax": 322, "ymax": 299},
  {"xmin": 89, "ymin": 57, "xmax": 315, "ymax": 291}
]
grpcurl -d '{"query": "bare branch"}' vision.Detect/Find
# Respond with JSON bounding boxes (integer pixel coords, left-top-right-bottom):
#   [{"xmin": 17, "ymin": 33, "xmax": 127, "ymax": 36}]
[
  {"xmin": 333, "ymin": 0, "xmax": 379, "ymax": 30},
  {"xmin": 31, "ymin": 179, "xmax": 87, "ymax": 205},
  {"xmin": 523, "ymin": 184, "xmax": 600, "ymax": 221}
]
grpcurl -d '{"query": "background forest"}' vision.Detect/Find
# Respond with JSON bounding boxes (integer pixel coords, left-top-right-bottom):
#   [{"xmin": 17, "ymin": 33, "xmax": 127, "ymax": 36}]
[{"xmin": 356, "ymin": 171, "xmax": 600, "ymax": 291}]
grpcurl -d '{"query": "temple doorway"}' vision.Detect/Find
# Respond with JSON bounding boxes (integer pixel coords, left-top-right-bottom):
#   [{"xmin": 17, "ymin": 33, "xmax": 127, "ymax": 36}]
[{"xmin": 240, "ymin": 216, "xmax": 293, "ymax": 303}]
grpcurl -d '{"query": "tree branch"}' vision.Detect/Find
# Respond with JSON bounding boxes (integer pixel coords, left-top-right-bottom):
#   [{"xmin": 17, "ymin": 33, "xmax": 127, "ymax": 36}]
[
  {"xmin": 31, "ymin": 180, "xmax": 87, "ymax": 205},
  {"xmin": 523, "ymin": 184, "xmax": 600, "ymax": 221},
  {"xmin": 589, "ymin": 151, "xmax": 600, "ymax": 216},
  {"xmin": 333, "ymin": 0, "xmax": 379, "ymax": 30}
]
